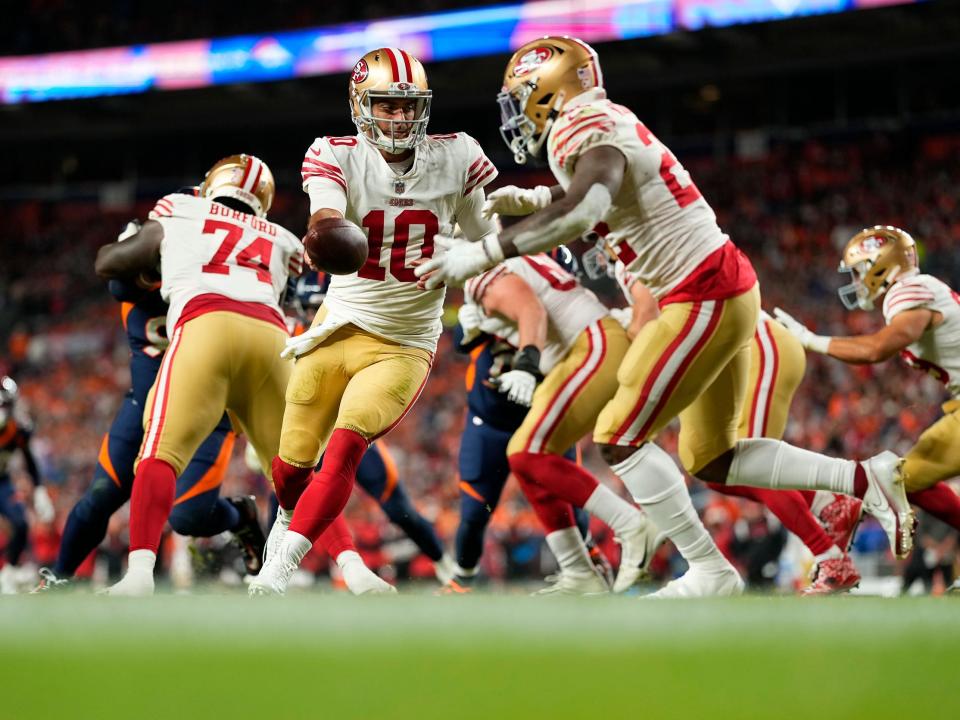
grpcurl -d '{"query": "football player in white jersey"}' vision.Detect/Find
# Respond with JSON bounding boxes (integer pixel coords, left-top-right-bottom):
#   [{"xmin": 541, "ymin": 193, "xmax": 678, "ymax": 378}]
[
  {"xmin": 769, "ymin": 226, "xmax": 960, "ymax": 539},
  {"xmin": 251, "ymin": 47, "xmax": 499, "ymax": 595},
  {"xmin": 460, "ymin": 252, "xmax": 658, "ymax": 594},
  {"xmin": 93, "ymin": 154, "xmax": 304, "ymax": 595},
  {"xmin": 418, "ymin": 36, "xmax": 757, "ymax": 596}
]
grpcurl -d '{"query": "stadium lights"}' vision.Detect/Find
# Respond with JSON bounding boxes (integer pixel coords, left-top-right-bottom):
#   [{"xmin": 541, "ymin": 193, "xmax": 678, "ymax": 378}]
[{"xmin": 0, "ymin": 0, "xmax": 922, "ymax": 104}]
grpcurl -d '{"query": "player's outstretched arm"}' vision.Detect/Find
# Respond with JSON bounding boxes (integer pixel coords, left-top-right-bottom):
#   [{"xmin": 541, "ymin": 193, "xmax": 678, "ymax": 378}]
[
  {"xmin": 774, "ymin": 306, "xmax": 933, "ymax": 364},
  {"xmin": 496, "ymin": 145, "xmax": 625, "ymax": 259},
  {"xmin": 94, "ymin": 220, "xmax": 163, "ymax": 280}
]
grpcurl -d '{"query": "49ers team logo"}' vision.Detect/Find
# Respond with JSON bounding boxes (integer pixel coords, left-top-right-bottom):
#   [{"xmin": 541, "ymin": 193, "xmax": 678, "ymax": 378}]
[
  {"xmin": 513, "ymin": 47, "xmax": 553, "ymax": 77},
  {"xmin": 352, "ymin": 59, "xmax": 369, "ymax": 84}
]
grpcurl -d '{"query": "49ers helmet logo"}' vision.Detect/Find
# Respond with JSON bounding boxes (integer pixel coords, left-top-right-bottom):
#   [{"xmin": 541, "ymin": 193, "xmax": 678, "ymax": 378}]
[
  {"xmin": 352, "ymin": 59, "xmax": 369, "ymax": 84},
  {"xmin": 512, "ymin": 47, "xmax": 552, "ymax": 77}
]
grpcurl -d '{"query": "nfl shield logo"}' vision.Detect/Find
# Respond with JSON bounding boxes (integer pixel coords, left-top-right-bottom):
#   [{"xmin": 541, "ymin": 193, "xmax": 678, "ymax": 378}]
[{"xmin": 394, "ymin": 178, "xmax": 406, "ymax": 195}]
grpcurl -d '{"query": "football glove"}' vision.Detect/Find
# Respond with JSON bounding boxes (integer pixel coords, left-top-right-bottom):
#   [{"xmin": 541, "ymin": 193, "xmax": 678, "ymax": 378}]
[
  {"xmin": 496, "ymin": 370, "xmax": 537, "ymax": 407},
  {"xmin": 608, "ymin": 307, "xmax": 633, "ymax": 331},
  {"xmin": 33, "ymin": 485, "xmax": 55, "ymax": 523},
  {"xmin": 457, "ymin": 303, "xmax": 485, "ymax": 347},
  {"xmin": 773, "ymin": 308, "xmax": 831, "ymax": 354},
  {"xmin": 414, "ymin": 235, "xmax": 504, "ymax": 290},
  {"xmin": 481, "ymin": 185, "xmax": 553, "ymax": 220},
  {"xmin": 117, "ymin": 219, "xmax": 141, "ymax": 243}
]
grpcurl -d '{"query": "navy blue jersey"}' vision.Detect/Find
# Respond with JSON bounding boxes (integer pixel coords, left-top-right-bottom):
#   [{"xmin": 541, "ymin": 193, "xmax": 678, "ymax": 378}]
[
  {"xmin": 0, "ymin": 419, "xmax": 32, "ymax": 478},
  {"xmin": 461, "ymin": 335, "xmax": 529, "ymax": 434},
  {"xmin": 108, "ymin": 280, "xmax": 170, "ymax": 404}
]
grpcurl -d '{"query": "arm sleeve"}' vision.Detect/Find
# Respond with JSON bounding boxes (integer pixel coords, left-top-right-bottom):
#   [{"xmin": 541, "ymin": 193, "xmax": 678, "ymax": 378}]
[
  {"xmin": 461, "ymin": 136, "xmax": 498, "ymax": 199},
  {"xmin": 301, "ymin": 138, "xmax": 348, "ymax": 216},
  {"xmin": 550, "ymin": 109, "xmax": 618, "ymax": 173},
  {"xmin": 883, "ymin": 280, "xmax": 937, "ymax": 324}
]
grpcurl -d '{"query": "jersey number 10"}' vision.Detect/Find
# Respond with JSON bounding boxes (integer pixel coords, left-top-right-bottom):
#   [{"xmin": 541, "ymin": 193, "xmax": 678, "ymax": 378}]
[{"xmin": 359, "ymin": 209, "xmax": 438, "ymax": 283}]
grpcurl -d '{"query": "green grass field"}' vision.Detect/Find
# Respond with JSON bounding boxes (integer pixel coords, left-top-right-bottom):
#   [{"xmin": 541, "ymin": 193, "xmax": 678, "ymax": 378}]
[{"xmin": 3, "ymin": 592, "xmax": 960, "ymax": 719}]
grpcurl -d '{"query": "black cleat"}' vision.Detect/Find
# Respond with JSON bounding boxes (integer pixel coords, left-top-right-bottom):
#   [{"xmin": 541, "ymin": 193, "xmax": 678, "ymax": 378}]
[{"xmin": 226, "ymin": 496, "xmax": 266, "ymax": 576}]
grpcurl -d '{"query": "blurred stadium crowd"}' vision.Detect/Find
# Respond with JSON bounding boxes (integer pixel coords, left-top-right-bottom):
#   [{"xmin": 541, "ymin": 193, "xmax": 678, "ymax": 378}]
[{"xmin": 2, "ymin": 127, "xmax": 959, "ymax": 593}]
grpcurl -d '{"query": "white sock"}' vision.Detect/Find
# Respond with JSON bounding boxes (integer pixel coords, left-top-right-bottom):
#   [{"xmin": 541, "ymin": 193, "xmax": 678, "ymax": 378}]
[
  {"xmin": 611, "ymin": 444, "xmax": 728, "ymax": 570},
  {"xmin": 127, "ymin": 549, "xmax": 157, "ymax": 576},
  {"xmin": 279, "ymin": 507, "xmax": 294, "ymax": 523},
  {"xmin": 729, "ymin": 438, "xmax": 856, "ymax": 494},
  {"xmin": 810, "ymin": 491, "xmax": 837, "ymax": 517},
  {"xmin": 335, "ymin": 549, "xmax": 363, "ymax": 569},
  {"xmin": 279, "ymin": 531, "xmax": 313, "ymax": 566},
  {"xmin": 454, "ymin": 563, "xmax": 479, "ymax": 578},
  {"xmin": 584, "ymin": 484, "xmax": 643, "ymax": 536},
  {"xmin": 545, "ymin": 527, "xmax": 595, "ymax": 575}
]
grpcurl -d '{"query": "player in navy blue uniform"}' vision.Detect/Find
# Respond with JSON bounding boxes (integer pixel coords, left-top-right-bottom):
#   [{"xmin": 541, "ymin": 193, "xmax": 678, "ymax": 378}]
[
  {"xmin": 0, "ymin": 376, "xmax": 56, "ymax": 593},
  {"xmin": 35, "ymin": 222, "xmax": 266, "ymax": 591},
  {"xmin": 446, "ymin": 247, "xmax": 611, "ymax": 593},
  {"xmin": 286, "ymin": 273, "xmax": 453, "ymax": 582}
]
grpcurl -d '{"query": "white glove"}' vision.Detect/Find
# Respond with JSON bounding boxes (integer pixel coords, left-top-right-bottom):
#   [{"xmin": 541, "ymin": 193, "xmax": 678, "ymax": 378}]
[
  {"xmin": 243, "ymin": 442, "xmax": 262, "ymax": 474},
  {"xmin": 773, "ymin": 308, "xmax": 831, "ymax": 354},
  {"xmin": 33, "ymin": 486, "xmax": 55, "ymax": 523},
  {"xmin": 608, "ymin": 307, "xmax": 633, "ymax": 330},
  {"xmin": 482, "ymin": 185, "xmax": 552, "ymax": 220},
  {"xmin": 117, "ymin": 220, "xmax": 141, "ymax": 242},
  {"xmin": 414, "ymin": 235, "xmax": 504, "ymax": 290},
  {"xmin": 281, "ymin": 313, "xmax": 347, "ymax": 359},
  {"xmin": 495, "ymin": 370, "xmax": 538, "ymax": 407},
  {"xmin": 458, "ymin": 303, "xmax": 485, "ymax": 346}
]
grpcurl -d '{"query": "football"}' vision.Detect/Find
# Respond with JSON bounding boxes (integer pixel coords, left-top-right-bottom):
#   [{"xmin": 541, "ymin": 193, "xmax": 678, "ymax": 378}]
[{"xmin": 302, "ymin": 217, "xmax": 368, "ymax": 275}]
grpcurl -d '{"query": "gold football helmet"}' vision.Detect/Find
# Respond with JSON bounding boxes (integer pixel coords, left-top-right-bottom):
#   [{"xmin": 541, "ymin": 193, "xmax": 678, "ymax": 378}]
[
  {"xmin": 497, "ymin": 36, "xmax": 604, "ymax": 164},
  {"xmin": 349, "ymin": 47, "xmax": 432, "ymax": 153},
  {"xmin": 199, "ymin": 154, "xmax": 275, "ymax": 218},
  {"xmin": 838, "ymin": 225, "xmax": 918, "ymax": 310}
]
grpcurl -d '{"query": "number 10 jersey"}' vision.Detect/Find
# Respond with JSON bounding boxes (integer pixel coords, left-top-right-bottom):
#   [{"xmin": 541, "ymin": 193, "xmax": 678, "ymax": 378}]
[{"xmin": 302, "ymin": 132, "xmax": 498, "ymax": 352}]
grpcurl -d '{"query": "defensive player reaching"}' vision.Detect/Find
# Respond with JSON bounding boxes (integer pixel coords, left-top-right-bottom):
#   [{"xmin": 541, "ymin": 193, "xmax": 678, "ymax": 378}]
[
  {"xmin": 94, "ymin": 154, "xmax": 303, "ymax": 595},
  {"xmin": 772, "ymin": 226, "xmax": 960, "ymax": 541},
  {"xmin": 34, "ymin": 247, "xmax": 265, "ymax": 591},
  {"xmin": 0, "ymin": 376, "xmax": 55, "ymax": 594},
  {"xmin": 456, "ymin": 252, "xmax": 657, "ymax": 594},
  {"xmin": 251, "ymin": 47, "xmax": 500, "ymax": 595},
  {"xmin": 612, "ymin": 261, "xmax": 860, "ymax": 593}
]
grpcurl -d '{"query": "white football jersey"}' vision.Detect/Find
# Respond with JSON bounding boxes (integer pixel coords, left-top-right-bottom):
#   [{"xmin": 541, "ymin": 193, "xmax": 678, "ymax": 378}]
[
  {"xmin": 547, "ymin": 90, "xmax": 728, "ymax": 300},
  {"xmin": 464, "ymin": 254, "xmax": 608, "ymax": 374},
  {"xmin": 149, "ymin": 194, "xmax": 302, "ymax": 329},
  {"xmin": 302, "ymin": 132, "xmax": 498, "ymax": 351},
  {"xmin": 882, "ymin": 273, "xmax": 960, "ymax": 398}
]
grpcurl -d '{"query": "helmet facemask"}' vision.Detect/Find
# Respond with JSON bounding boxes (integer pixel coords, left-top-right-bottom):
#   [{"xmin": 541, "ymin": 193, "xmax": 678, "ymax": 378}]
[
  {"xmin": 837, "ymin": 258, "xmax": 904, "ymax": 311},
  {"xmin": 497, "ymin": 82, "xmax": 563, "ymax": 164},
  {"xmin": 352, "ymin": 87, "xmax": 432, "ymax": 154}
]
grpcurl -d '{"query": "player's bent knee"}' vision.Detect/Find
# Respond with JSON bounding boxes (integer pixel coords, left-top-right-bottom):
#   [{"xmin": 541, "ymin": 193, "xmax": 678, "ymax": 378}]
[
  {"xmin": 690, "ymin": 448, "xmax": 736, "ymax": 485},
  {"xmin": 278, "ymin": 429, "xmax": 321, "ymax": 469}
]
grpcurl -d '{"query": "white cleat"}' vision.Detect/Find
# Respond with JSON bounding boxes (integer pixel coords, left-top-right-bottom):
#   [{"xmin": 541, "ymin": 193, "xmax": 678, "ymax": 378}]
[
  {"xmin": 612, "ymin": 517, "xmax": 662, "ymax": 593},
  {"xmin": 432, "ymin": 553, "xmax": 457, "ymax": 585},
  {"xmin": 248, "ymin": 555, "xmax": 298, "ymax": 597},
  {"xmin": 860, "ymin": 451, "xmax": 915, "ymax": 559},
  {"xmin": 0, "ymin": 564, "xmax": 19, "ymax": 595},
  {"xmin": 340, "ymin": 559, "xmax": 397, "ymax": 596},
  {"xmin": 101, "ymin": 571, "xmax": 155, "ymax": 597},
  {"xmin": 533, "ymin": 569, "xmax": 610, "ymax": 597},
  {"xmin": 646, "ymin": 564, "xmax": 744, "ymax": 599},
  {"xmin": 262, "ymin": 508, "xmax": 291, "ymax": 568}
]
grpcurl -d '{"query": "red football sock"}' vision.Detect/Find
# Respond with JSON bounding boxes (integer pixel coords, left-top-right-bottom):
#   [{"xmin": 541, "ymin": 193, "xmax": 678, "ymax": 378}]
[
  {"xmin": 853, "ymin": 464, "xmax": 868, "ymax": 498},
  {"xmin": 272, "ymin": 456, "xmax": 313, "ymax": 511},
  {"xmin": 908, "ymin": 484, "xmax": 960, "ymax": 531},
  {"xmin": 318, "ymin": 514, "xmax": 356, "ymax": 558},
  {"xmin": 288, "ymin": 429, "xmax": 367, "ymax": 542},
  {"xmin": 708, "ymin": 483, "xmax": 835, "ymax": 556},
  {"xmin": 514, "ymin": 473, "xmax": 577, "ymax": 532},
  {"xmin": 509, "ymin": 451, "xmax": 597, "ymax": 508},
  {"xmin": 129, "ymin": 457, "xmax": 176, "ymax": 553}
]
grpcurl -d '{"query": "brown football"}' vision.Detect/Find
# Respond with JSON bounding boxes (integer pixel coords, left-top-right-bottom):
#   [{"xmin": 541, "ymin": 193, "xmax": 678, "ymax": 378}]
[{"xmin": 302, "ymin": 217, "xmax": 368, "ymax": 275}]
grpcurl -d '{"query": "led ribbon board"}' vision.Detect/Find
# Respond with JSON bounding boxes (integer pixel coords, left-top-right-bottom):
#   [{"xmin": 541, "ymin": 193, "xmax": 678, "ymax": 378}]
[{"xmin": 0, "ymin": 0, "xmax": 922, "ymax": 104}]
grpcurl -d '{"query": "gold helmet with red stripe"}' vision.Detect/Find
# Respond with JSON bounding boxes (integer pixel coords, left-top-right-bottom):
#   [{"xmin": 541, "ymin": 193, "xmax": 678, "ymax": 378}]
[
  {"xmin": 349, "ymin": 47, "xmax": 432, "ymax": 153},
  {"xmin": 838, "ymin": 225, "xmax": 918, "ymax": 310},
  {"xmin": 497, "ymin": 36, "xmax": 604, "ymax": 164},
  {"xmin": 199, "ymin": 154, "xmax": 275, "ymax": 218}
]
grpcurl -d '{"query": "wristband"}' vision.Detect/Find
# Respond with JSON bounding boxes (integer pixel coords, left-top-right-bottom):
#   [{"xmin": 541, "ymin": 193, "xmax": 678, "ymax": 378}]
[{"xmin": 513, "ymin": 345, "xmax": 543, "ymax": 379}]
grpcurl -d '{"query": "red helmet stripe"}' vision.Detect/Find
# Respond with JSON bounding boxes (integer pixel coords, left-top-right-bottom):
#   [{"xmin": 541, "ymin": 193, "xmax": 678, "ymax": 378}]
[
  {"xmin": 399, "ymin": 49, "xmax": 414, "ymax": 82},
  {"xmin": 238, "ymin": 157, "xmax": 253, "ymax": 190},
  {"xmin": 248, "ymin": 162, "xmax": 263, "ymax": 194},
  {"xmin": 383, "ymin": 47, "xmax": 401, "ymax": 82}
]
